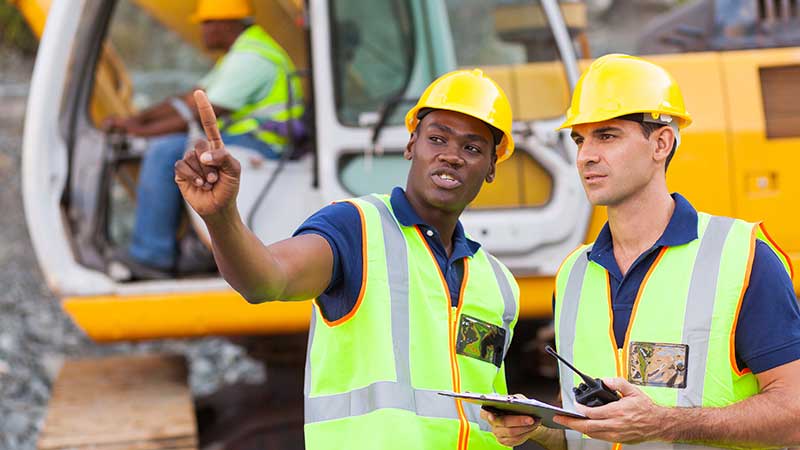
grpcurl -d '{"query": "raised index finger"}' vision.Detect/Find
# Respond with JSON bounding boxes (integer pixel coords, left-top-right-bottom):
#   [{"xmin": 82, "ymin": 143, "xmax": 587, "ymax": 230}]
[{"xmin": 194, "ymin": 89, "xmax": 223, "ymax": 150}]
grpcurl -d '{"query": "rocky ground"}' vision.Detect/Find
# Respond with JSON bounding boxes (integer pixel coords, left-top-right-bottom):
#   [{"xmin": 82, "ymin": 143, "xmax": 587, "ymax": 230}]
[{"xmin": 0, "ymin": 50, "xmax": 264, "ymax": 450}]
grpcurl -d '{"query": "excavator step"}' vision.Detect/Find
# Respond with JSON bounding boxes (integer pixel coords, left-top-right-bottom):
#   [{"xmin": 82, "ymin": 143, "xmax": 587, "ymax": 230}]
[{"xmin": 37, "ymin": 354, "xmax": 198, "ymax": 450}]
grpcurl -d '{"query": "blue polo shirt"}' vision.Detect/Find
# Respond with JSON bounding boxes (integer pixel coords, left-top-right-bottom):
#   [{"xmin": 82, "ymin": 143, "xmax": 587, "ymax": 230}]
[
  {"xmin": 583, "ymin": 193, "xmax": 800, "ymax": 374},
  {"xmin": 293, "ymin": 187, "xmax": 481, "ymax": 321}
]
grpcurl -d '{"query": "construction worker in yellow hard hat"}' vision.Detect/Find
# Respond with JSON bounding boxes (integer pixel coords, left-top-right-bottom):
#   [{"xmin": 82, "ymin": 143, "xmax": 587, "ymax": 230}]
[
  {"xmin": 175, "ymin": 70, "xmax": 519, "ymax": 449},
  {"xmin": 108, "ymin": 0, "xmax": 305, "ymax": 280},
  {"xmin": 485, "ymin": 54, "xmax": 800, "ymax": 450}
]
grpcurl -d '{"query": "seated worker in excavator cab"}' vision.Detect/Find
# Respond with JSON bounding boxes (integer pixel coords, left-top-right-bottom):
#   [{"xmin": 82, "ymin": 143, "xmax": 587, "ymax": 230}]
[{"xmin": 106, "ymin": 0, "xmax": 304, "ymax": 280}]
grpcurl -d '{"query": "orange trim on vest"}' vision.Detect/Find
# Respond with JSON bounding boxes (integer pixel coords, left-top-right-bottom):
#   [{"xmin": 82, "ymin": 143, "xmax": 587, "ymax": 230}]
[
  {"xmin": 319, "ymin": 199, "xmax": 368, "ymax": 327},
  {"xmin": 758, "ymin": 223, "xmax": 794, "ymax": 280},
  {"xmin": 622, "ymin": 247, "xmax": 669, "ymax": 376},
  {"xmin": 414, "ymin": 226, "xmax": 471, "ymax": 449},
  {"xmin": 455, "ymin": 259, "xmax": 470, "ymax": 450},
  {"xmin": 604, "ymin": 271, "xmax": 622, "ymax": 376},
  {"xmin": 607, "ymin": 247, "xmax": 667, "ymax": 450},
  {"xmin": 730, "ymin": 226, "xmax": 757, "ymax": 376}
]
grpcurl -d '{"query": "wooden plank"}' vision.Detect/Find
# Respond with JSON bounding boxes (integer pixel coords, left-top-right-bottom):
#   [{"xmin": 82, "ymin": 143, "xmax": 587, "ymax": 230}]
[
  {"xmin": 38, "ymin": 354, "xmax": 197, "ymax": 450},
  {"xmin": 56, "ymin": 436, "xmax": 195, "ymax": 450}
]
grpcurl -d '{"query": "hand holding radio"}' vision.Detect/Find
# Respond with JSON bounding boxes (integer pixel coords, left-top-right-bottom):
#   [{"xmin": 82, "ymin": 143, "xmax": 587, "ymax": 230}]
[{"xmin": 544, "ymin": 345, "xmax": 621, "ymax": 407}]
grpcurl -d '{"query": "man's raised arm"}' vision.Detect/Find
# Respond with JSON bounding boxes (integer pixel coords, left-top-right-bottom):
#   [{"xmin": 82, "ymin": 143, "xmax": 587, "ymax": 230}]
[{"xmin": 174, "ymin": 90, "xmax": 332, "ymax": 303}]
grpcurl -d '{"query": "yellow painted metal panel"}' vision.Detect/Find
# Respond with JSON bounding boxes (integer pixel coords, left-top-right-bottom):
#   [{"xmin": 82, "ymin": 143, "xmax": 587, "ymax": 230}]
[
  {"xmin": 63, "ymin": 291, "xmax": 312, "ymax": 342},
  {"xmin": 512, "ymin": 61, "xmax": 571, "ymax": 121},
  {"xmin": 470, "ymin": 149, "xmax": 553, "ymax": 209},
  {"xmin": 9, "ymin": 0, "xmax": 50, "ymax": 37},
  {"xmin": 494, "ymin": 2, "xmax": 587, "ymax": 33},
  {"xmin": 719, "ymin": 47, "xmax": 800, "ymax": 290},
  {"xmin": 64, "ymin": 276, "xmax": 562, "ymax": 342},
  {"xmin": 648, "ymin": 53, "xmax": 733, "ymax": 216},
  {"xmin": 517, "ymin": 276, "xmax": 557, "ymax": 318}
]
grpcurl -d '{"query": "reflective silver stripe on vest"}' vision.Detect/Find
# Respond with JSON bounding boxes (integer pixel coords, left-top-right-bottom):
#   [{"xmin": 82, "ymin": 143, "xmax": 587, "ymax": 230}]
[
  {"xmin": 565, "ymin": 439, "xmax": 614, "ymax": 450},
  {"xmin": 306, "ymin": 383, "xmax": 490, "ymax": 431},
  {"xmin": 303, "ymin": 305, "xmax": 317, "ymax": 397},
  {"xmin": 307, "ymin": 382, "xmax": 457, "ymax": 423},
  {"xmin": 488, "ymin": 255, "xmax": 517, "ymax": 359},
  {"xmin": 677, "ymin": 216, "xmax": 734, "ymax": 407},
  {"xmin": 558, "ymin": 246, "xmax": 592, "ymax": 444},
  {"xmin": 362, "ymin": 195, "xmax": 411, "ymax": 386}
]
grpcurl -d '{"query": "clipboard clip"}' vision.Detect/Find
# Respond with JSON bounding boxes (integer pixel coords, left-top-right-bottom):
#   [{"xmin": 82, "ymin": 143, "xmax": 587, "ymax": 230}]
[{"xmin": 545, "ymin": 345, "xmax": 621, "ymax": 407}]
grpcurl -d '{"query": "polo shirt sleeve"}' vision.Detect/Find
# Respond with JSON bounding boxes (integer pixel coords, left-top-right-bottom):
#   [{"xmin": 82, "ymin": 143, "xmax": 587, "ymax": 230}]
[
  {"xmin": 203, "ymin": 51, "xmax": 277, "ymax": 112},
  {"xmin": 735, "ymin": 240, "xmax": 800, "ymax": 373},
  {"xmin": 293, "ymin": 202, "xmax": 363, "ymax": 322}
]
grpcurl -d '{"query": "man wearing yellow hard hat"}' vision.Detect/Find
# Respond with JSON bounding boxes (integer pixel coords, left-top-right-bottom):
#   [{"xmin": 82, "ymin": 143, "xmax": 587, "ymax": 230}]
[
  {"xmin": 484, "ymin": 54, "xmax": 800, "ymax": 449},
  {"xmin": 174, "ymin": 70, "xmax": 519, "ymax": 449},
  {"xmin": 110, "ymin": 0, "xmax": 304, "ymax": 280}
]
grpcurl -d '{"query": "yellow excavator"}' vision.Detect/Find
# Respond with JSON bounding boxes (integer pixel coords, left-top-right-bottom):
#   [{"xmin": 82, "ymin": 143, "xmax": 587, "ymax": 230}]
[{"xmin": 12, "ymin": 0, "xmax": 800, "ymax": 448}]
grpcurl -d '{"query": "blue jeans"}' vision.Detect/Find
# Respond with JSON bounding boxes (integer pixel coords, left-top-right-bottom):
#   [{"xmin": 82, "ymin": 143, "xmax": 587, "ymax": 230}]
[{"xmin": 129, "ymin": 132, "xmax": 279, "ymax": 270}]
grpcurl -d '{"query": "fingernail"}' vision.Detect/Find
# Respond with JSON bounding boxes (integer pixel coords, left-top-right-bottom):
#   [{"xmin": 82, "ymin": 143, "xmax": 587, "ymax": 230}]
[
  {"xmin": 207, "ymin": 173, "xmax": 217, "ymax": 183},
  {"xmin": 201, "ymin": 153, "xmax": 212, "ymax": 163},
  {"xmin": 525, "ymin": 418, "xmax": 534, "ymax": 425},
  {"xmin": 194, "ymin": 178, "xmax": 203, "ymax": 186}
]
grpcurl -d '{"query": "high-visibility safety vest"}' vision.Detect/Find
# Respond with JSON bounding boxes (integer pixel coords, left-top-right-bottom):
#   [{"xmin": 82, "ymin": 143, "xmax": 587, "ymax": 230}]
[
  {"xmin": 218, "ymin": 25, "xmax": 304, "ymax": 150},
  {"xmin": 554, "ymin": 213, "xmax": 793, "ymax": 450},
  {"xmin": 304, "ymin": 194, "xmax": 520, "ymax": 450}
]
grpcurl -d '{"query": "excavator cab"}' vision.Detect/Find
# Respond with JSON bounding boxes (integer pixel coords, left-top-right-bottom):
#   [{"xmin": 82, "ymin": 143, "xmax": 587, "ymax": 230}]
[{"xmin": 21, "ymin": 0, "xmax": 592, "ymax": 342}]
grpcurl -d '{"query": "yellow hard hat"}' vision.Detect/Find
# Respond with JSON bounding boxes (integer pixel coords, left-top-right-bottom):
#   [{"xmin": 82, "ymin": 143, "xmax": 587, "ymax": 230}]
[
  {"xmin": 405, "ymin": 69, "xmax": 515, "ymax": 163},
  {"xmin": 559, "ymin": 54, "xmax": 692, "ymax": 130},
  {"xmin": 191, "ymin": 0, "xmax": 253, "ymax": 23}
]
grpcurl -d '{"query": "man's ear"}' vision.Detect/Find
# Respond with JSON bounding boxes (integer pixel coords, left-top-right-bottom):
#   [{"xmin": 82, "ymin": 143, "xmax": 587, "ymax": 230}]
[
  {"xmin": 485, "ymin": 151, "xmax": 498, "ymax": 183},
  {"xmin": 404, "ymin": 132, "xmax": 417, "ymax": 161},
  {"xmin": 652, "ymin": 126, "xmax": 675, "ymax": 164}
]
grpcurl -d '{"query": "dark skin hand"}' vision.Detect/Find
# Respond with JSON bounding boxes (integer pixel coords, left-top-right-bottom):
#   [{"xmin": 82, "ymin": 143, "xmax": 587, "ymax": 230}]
[
  {"xmin": 481, "ymin": 399, "xmax": 566, "ymax": 450},
  {"xmin": 175, "ymin": 90, "xmax": 331, "ymax": 302},
  {"xmin": 175, "ymin": 92, "xmax": 499, "ymax": 302}
]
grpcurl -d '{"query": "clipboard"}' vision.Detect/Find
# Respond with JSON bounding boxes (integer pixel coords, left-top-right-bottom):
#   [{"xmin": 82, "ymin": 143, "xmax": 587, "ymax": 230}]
[{"xmin": 438, "ymin": 391, "xmax": 586, "ymax": 430}]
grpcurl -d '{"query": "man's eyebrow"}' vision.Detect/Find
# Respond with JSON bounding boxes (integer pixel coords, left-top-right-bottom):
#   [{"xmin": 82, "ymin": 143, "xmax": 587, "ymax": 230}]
[
  {"xmin": 427, "ymin": 122, "xmax": 490, "ymax": 145},
  {"xmin": 592, "ymin": 126, "xmax": 623, "ymax": 135}
]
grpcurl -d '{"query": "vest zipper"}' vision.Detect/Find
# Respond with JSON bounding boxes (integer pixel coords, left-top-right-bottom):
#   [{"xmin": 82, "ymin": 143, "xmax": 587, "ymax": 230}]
[
  {"xmin": 606, "ymin": 271, "xmax": 624, "ymax": 450},
  {"xmin": 449, "ymin": 305, "xmax": 470, "ymax": 450},
  {"xmin": 607, "ymin": 247, "xmax": 668, "ymax": 450}
]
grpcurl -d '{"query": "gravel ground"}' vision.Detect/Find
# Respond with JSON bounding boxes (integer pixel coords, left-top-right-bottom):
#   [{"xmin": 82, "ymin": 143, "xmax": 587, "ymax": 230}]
[{"xmin": 0, "ymin": 51, "xmax": 264, "ymax": 450}]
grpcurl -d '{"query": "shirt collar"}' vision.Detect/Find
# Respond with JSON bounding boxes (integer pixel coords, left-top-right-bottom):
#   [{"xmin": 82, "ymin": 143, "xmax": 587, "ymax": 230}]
[
  {"xmin": 590, "ymin": 192, "xmax": 698, "ymax": 259},
  {"xmin": 389, "ymin": 187, "xmax": 481, "ymax": 258}
]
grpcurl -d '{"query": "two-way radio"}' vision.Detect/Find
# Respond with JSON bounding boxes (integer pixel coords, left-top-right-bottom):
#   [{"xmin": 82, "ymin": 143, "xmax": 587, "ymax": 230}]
[{"xmin": 545, "ymin": 345, "xmax": 621, "ymax": 407}]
